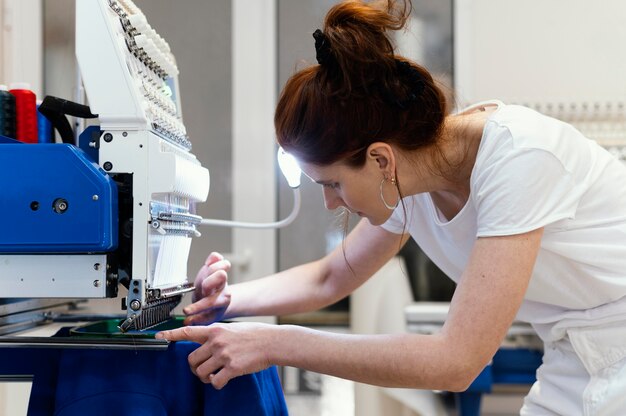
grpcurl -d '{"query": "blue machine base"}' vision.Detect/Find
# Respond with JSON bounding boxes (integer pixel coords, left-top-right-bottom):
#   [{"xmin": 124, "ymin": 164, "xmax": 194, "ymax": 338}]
[{"xmin": 0, "ymin": 135, "xmax": 118, "ymax": 253}]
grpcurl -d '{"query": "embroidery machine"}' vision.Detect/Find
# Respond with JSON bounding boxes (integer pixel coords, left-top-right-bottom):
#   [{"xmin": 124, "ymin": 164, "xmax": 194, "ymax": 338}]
[{"xmin": 0, "ymin": 0, "xmax": 209, "ymax": 334}]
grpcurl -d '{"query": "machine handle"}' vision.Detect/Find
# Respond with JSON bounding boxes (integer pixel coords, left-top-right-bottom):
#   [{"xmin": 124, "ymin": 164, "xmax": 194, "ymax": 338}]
[{"xmin": 38, "ymin": 96, "xmax": 98, "ymax": 144}]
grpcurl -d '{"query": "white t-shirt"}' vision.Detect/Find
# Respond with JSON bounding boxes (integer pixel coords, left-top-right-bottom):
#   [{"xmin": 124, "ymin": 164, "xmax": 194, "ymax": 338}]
[{"xmin": 382, "ymin": 101, "xmax": 626, "ymax": 342}]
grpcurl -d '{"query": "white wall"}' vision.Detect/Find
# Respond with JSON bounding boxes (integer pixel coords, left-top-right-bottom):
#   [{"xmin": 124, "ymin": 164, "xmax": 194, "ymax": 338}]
[
  {"xmin": 0, "ymin": 0, "xmax": 42, "ymax": 94},
  {"xmin": 231, "ymin": 0, "xmax": 278, "ymax": 287}
]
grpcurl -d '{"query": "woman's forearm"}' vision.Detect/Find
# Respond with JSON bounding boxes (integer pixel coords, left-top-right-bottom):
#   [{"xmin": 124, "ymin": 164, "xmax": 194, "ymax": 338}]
[
  {"xmin": 221, "ymin": 221, "xmax": 404, "ymax": 320},
  {"xmin": 269, "ymin": 324, "xmax": 477, "ymax": 392},
  {"xmin": 224, "ymin": 260, "xmax": 342, "ymax": 319}
]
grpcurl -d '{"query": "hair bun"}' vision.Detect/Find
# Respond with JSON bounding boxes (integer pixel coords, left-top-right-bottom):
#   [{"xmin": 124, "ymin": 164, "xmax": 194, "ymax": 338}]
[{"xmin": 317, "ymin": 0, "xmax": 412, "ymax": 98}]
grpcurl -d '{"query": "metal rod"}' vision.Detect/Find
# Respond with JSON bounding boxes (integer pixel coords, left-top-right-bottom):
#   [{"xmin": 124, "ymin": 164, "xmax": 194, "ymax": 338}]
[{"xmin": 0, "ymin": 336, "xmax": 169, "ymax": 350}]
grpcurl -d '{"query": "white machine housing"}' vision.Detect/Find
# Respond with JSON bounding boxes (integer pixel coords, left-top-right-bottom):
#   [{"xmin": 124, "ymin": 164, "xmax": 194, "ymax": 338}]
[{"xmin": 77, "ymin": 0, "xmax": 209, "ymax": 329}]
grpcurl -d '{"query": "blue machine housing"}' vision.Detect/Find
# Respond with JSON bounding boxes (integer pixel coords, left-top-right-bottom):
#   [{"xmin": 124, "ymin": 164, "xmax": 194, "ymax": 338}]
[{"xmin": 0, "ymin": 136, "xmax": 118, "ymax": 253}]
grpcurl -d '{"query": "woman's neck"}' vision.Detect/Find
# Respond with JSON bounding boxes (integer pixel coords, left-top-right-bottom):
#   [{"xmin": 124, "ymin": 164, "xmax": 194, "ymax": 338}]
[{"xmin": 398, "ymin": 110, "xmax": 492, "ymax": 200}]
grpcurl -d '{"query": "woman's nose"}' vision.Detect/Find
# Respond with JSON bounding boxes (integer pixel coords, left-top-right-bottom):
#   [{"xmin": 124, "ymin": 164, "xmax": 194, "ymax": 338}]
[{"xmin": 323, "ymin": 188, "xmax": 343, "ymax": 210}]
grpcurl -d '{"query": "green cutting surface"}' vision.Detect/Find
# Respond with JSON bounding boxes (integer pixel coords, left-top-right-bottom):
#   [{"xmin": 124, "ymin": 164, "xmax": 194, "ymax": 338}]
[{"xmin": 70, "ymin": 316, "xmax": 185, "ymax": 338}]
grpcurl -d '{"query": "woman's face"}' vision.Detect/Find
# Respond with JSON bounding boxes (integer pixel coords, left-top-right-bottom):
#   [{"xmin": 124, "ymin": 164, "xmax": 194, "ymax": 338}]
[{"xmin": 300, "ymin": 160, "xmax": 395, "ymax": 226}]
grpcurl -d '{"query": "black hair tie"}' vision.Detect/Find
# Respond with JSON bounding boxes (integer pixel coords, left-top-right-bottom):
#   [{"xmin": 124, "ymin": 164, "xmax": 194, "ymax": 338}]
[{"xmin": 313, "ymin": 29, "xmax": 332, "ymax": 66}]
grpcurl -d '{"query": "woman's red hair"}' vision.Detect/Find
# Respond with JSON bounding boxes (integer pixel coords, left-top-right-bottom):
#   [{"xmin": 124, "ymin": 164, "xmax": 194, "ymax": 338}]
[{"xmin": 275, "ymin": 0, "xmax": 448, "ymax": 168}]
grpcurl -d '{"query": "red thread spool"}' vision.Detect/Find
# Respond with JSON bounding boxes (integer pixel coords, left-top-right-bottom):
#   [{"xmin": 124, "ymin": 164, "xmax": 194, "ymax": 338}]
[{"xmin": 10, "ymin": 82, "xmax": 38, "ymax": 143}]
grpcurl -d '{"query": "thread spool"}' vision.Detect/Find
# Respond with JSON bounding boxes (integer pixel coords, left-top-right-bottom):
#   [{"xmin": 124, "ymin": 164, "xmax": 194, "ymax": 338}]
[
  {"xmin": 36, "ymin": 100, "xmax": 53, "ymax": 143},
  {"xmin": 10, "ymin": 82, "xmax": 38, "ymax": 143},
  {"xmin": 0, "ymin": 85, "xmax": 16, "ymax": 139}
]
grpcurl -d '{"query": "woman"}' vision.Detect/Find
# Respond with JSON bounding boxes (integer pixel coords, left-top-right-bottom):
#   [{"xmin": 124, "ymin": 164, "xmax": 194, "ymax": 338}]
[{"xmin": 157, "ymin": 1, "xmax": 626, "ymax": 413}]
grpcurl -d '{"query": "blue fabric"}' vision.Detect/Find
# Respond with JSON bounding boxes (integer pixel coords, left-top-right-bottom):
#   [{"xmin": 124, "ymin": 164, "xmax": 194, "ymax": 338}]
[
  {"xmin": 457, "ymin": 347, "xmax": 541, "ymax": 416},
  {"xmin": 0, "ymin": 336, "xmax": 288, "ymax": 416}
]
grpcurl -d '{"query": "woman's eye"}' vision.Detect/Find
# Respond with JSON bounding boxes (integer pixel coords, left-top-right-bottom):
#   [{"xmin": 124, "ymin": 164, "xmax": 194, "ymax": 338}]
[{"xmin": 323, "ymin": 183, "xmax": 340, "ymax": 189}]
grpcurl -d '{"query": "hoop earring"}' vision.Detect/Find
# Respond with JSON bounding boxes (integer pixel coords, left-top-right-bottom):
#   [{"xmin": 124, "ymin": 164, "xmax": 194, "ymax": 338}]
[{"xmin": 380, "ymin": 177, "xmax": 400, "ymax": 210}]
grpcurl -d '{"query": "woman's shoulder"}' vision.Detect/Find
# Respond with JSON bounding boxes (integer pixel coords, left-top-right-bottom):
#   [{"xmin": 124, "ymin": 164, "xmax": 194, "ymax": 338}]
[
  {"xmin": 479, "ymin": 103, "xmax": 594, "ymax": 168},
  {"xmin": 486, "ymin": 104, "xmax": 582, "ymax": 146}
]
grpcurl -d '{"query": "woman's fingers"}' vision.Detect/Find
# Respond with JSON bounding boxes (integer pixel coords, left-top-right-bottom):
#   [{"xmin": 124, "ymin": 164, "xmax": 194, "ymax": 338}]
[
  {"xmin": 201, "ymin": 269, "xmax": 227, "ymax": 298},
  {"xmin": 195, "ymin": 356, "xmax": 224, "ymax": 383},
  {"xmin": 188, "ymin": 342, "xmax": 215, "ymax": 371},
  {"xmin": 183, "ymin": 296, "xmax": 215, "ymax": 316},
  {"xmin": 204, "ymin": 252, "xmax": 223, "ymax": 266},
  {"xmin": 193, "ymin": 252, "xmax": 228, "ymax": 290},
  {"xmin": 182, "ymin": 306, "xmax": 227, "ymax": 326},
  {"xmin": 185, "ymin": 272, "xmax": 229, "ymax": 314},
  {"xmin": 195, "ymin": 260, "xmax": 231, "ymax": 284},
  {"xmin": 209, "ymin": 368, "xmax": 233, "ymax": 390},
  {"xmin": 193, "ymin": 260, "xmax": 230, "ymax": 302},
  {"xmin": 155, "ymin": 326, "xmax": 209, "ymax": 343}
]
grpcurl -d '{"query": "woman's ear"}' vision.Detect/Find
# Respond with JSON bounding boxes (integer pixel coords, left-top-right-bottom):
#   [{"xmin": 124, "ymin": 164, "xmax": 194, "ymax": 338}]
[{"xmin": 367, "ymin": 142, "xmax": 395, "ymax": 174}]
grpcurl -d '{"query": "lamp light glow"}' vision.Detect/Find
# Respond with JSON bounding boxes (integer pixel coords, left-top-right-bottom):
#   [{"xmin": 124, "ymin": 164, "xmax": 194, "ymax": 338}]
[{"xmin": 277, "ymin": 147, "xmax": 301, "ymax": 188}]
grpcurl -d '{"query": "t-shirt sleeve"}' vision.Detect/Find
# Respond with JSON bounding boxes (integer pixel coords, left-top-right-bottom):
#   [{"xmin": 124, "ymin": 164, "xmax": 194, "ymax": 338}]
[{"xmin": 473, "ymin": 147, "xmax": 580, "ymax": 237}]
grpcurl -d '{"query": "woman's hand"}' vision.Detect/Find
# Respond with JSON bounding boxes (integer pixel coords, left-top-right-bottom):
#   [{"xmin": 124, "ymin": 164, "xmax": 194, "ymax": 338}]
[
  {"xmin": 183, "ymin": 252, "xmax": 232, "ymax": 326},
  {"xmin": 156, "ymin": 322, "xmax": 276, "ymax": 389}
]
